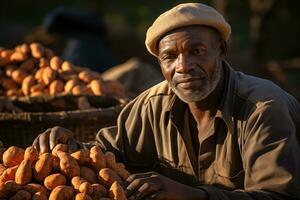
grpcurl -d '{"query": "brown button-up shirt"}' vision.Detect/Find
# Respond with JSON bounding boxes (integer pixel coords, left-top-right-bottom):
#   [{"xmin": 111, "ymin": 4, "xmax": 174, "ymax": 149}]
[{"xmin": 90, "ymin": 61, "xmax": 300, "ymax": 199}]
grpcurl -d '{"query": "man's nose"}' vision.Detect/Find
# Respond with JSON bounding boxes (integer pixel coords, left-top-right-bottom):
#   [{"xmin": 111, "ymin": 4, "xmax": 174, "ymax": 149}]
[{"xmin": 176, "ymin": 54, "xmax": 193, "ymax": 73}]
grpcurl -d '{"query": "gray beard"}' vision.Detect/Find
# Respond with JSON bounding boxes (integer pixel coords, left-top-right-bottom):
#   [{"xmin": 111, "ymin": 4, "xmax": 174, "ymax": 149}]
[{"xmin": 170, "ymin": 66, "xmax": 222, "ymax": 103}]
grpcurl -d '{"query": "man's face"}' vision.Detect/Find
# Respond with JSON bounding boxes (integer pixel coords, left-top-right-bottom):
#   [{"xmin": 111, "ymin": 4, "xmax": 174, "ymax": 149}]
[{"xmin": 158, "ymin": 26, "xmax": 224, "ymax": 103}]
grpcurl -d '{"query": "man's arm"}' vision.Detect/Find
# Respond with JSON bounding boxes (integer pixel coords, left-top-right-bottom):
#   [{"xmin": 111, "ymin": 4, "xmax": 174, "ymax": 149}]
[{"xmin": 196, "ymin": 99, "xmax": 300, "ymax": 200}]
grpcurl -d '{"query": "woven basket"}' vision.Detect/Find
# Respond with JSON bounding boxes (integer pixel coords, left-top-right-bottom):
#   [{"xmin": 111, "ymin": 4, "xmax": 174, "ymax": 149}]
[{"xmin": 0, "ymin": 95, "xmax": 125, "ymax": 147}]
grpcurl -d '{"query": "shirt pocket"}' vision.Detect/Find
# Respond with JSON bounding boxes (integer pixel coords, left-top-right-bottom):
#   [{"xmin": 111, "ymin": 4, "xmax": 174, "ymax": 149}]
[{"xmin": 213, "ymin": 159, "xmax": 245, "ymax": 190}]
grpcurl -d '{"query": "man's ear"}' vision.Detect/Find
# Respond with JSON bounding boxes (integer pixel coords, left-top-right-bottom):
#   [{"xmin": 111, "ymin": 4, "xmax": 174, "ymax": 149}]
[{"xmin": 219, "ymin": 39, "xmax": 227, "ymax": 58}]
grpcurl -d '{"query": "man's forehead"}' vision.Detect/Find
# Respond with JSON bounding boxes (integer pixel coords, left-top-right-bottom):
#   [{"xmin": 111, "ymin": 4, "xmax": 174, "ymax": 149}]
[{"xmin": 158, "ymin": 26, "xmax": 216, "ymax": 48}]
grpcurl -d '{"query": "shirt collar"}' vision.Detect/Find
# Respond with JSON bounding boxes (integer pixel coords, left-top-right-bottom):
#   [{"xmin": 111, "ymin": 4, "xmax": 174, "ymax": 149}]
[{"xmin": 167, "ymin": 60, "xmax": 236, "ymax": 134}]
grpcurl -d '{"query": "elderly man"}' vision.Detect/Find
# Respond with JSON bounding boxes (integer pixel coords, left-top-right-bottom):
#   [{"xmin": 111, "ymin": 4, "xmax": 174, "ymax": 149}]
[{"xmin": 33, "ymin": 3, "xmax": 300, "ymax": 200}]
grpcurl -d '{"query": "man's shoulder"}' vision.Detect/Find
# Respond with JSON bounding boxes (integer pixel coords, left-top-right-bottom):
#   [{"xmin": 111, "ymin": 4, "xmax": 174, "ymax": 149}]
[
  {"xmin": 136, "ymin": 80, "xmax": 173, "ymax": 105},
  {"xmin": 234, "ymin": 71, "xmax": 295, "ymax": 105}
]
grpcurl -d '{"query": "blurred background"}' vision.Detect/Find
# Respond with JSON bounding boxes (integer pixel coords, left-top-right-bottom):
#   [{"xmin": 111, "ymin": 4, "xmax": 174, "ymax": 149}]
[{"xmin": 0, "ymin": 0, "xmax": 299, "ymax": 100}]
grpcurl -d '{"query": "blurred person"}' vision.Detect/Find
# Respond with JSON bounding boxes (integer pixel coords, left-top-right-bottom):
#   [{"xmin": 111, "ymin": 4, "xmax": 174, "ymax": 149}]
[
  {"xmin": 42, "ymin": 6, "xmax": 117, "ymax": 72},
  {"xmin": 33, "ymin": 3, "xmax": 300, "ymax": 200}
]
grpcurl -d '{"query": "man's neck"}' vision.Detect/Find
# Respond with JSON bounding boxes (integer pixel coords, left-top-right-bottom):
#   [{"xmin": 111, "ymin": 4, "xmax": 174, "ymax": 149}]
[{"xmin": 188, "ymin": 65, "xmax": 225, "ymax": 129}]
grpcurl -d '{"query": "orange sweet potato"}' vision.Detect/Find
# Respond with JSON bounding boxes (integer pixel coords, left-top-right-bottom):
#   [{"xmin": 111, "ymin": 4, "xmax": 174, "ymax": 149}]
[
  {"xmin": 90, "ymin": 146, "xmax": 106, "ymax": 172},
  {"xmin": 49, "ymin": 185, "xmax": 74, "ymax": 200},
  {"xmin": 24, "ymin": 146, "xmax": 39, "ymax": 164},
  {"xmin": 0, "ymin": 148, "xmax": 6, "ymax": 163},
  {"xmin": 23, "ymin": 183, "xmax": 48, "ymax": 195},
  {"xmin": 0, "ymin": 180, "xmax": 22, "ymax": 198},
  {"xmin": 30, "ymin": 43, "xmax": 45, "ymax": 59},
  {"xmin": 64, "ymin": 79, "xmax": 78, "ymax": 93},
  {"xmin": 109, "ymin": 181, "xmax": 127, "ymax": 200},
  {"xmin": 32, "ymin": 191, "xmax": 48, "ymax": 200},
  {"xmin": 2, "ymin": 146, "xmax": 24, "ymax": 167},
  {"xmin": 9, "ymin": 189, "xmax": 31, "ymax": 200},
  {"xmin": 44, "ymin": 173, "xmax": 67, "ymax": 190},
  {"xmin": 91, "ymin": 183, "xmax": 108, "ymax": 199},
  {"xmin": 15, "ymin": 159, "xmax": 32, "ymax": 185},
  {"xmin": 57, "ymin": 152, "xmax": 80, "ymax": 179},
  {"xmin": 80, "ymin": 166, "xmax": 97, "ymax": 184},
  {"xmin": 75, "ymin": 192, "xmax": 92, "ymax": 200},
  {"xmin": 42, "ymin": 67, "xmax": 57, "ymax": 85},
  {"xmin": 0, "ymin": 165, "xmax": 19, "ymax": 183},
  {"xmin": 33, "ymin": 153, "xmax": 53, "ymax": 182},
  {"xmin": 98, "ymin": 168, "xmax": 122, "ymax": 186},
  {"xmin": 49, "ymin": 79, "xmax": 64, "ymax": 95},
  {"xmin": 89, "ymin": 80, "xmax": 103, "ymax": 95},
  {"xmin": 71, "ymin": 176, "xmax": 87, "ymax": 191},
  {"xmin": 0, "ymin": 164, "xmax": 6, "ymax": 176},
  {"xmin": 104, "ymin": 151, "xmax": 117, "ymax": 169},
  {"xmin": 50, "ymin": 56, "xmax": 62, "ymax": 71},
  {"xmin": 114, "ymin": 166, "xmax": 131, "ymax": 180},
  {"xmin": 11, "ymin": 69, "xmax": 27, "ymax": 84},
  {"xmin": 71, "ymin": 149, "xmax": 90, "ymax": 166},
  {"xmin": 79, "ymin": 182, "xmax": 93, "ymax": 195},
  {"xmin": 20, "ymin": 59, "xmax": 35, "ymax": 71},
  {"xmin": 10, "ymin": 51, "xmax": 27, "ymax": 62},
  {"xmin": 52, "ymin": 144, "xmax": 69, "ymax": 157},
  {"xmin": 22, "ymin": 75, "xmax": 35, "ymax": 95},
  {"xmin": 39, "ymin": 57, "xmax": 49, "ymax": 68},
  {"xmin": 61, "ymin": 61, "xmax": 73, "ymax": 72}
]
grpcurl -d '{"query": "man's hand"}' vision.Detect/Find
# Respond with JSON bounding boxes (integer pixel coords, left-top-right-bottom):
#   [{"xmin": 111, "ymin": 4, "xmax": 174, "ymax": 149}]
[
  {"xmin": 32, "ymin": 126, "xmax": 78, "ymax": 154},
  {"xmin": 125, "ymin": 171, "xmax": 207, "ymax": 200}
]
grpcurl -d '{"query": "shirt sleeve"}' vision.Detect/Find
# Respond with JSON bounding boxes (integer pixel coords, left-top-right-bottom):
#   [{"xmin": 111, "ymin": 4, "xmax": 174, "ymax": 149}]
[
  {"xmin": 198, "ymin": 99, "xmax": 300, "ymax": 200},
  {"xmin": 81, "ymin": 91, "xmax": 159, "ymax": 172}
]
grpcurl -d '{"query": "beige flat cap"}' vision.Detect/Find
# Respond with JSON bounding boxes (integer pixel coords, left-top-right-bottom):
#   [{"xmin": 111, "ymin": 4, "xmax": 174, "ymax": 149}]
[{"xmin": 145, "ymin": 3, "xmax": 231, "ymax": 57}]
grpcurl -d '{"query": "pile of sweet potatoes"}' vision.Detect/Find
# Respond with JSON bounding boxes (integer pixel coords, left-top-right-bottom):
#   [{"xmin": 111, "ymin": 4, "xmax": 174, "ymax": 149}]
[
  {"xmin": 0, "ymin": 43, "xmax": 126, "ymax": 111},
  {"xmin": 0, "ymin": 145, "xmax": 129, "ymax": 200}
]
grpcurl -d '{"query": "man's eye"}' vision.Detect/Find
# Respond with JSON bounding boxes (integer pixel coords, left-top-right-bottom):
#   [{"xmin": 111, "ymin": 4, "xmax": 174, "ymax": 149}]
[
  {"xmin": 160, "ymin": 54, "xmax": 176, "ymax": 61},
  {"xmin": 192, "ymin": 48, "xmax": 205, "ymax": 55}
]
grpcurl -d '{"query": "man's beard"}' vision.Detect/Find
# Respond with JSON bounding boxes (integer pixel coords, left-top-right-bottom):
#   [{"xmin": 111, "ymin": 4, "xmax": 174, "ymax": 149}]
[{"xmin": 170, "ymin": 65, "xmax": 222, "ymax": 103}]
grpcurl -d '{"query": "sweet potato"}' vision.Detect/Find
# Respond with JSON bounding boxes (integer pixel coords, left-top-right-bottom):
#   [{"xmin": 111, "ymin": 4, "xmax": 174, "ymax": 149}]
[
  {"xmin": 2, "ymin": 146, "xmax": 24, "ymax": 167},
  {"xmin": 4, "ymin": 65, "xmax": 17, "ymax": 77},
  {"xmin": 15, "ymin": 159, "xmax": 32, "ymax": 185},
  {"xmin": 11, "ymin": 69, "xmax": 27, "ymax": 84},
  {"xmin": 75, "ymin": 193, "xmax": 92, "ymax": 200},
  {"xmin": 24, "ymin": 146, "xmax": 39, "ymax": 164},
  {"xmin": 89, "ymin": 80, "xmax": 103, "ymax": 95},
  {"xmin": 32, "ymin": 191, "xmax": 48, "ymax": 200},
  {"xmin": 91, "ymin": 183, "xmax": 108, "ymax": 199},
  {"xmin": 98, "ymin": 168, "xmax": 122, "ymax": 186},
  {"xmin": 44, "ymin": 173, "xmax": 67, "ymax": 190},
  {"xmin": 109, "ymin": 181, "xmax": 127, "ymax": 200},
  {"xmin": 90, "ymin": 146, "xmax": 106, "ymax": 172},
  {"xmin": 0, "ymin": 180, "xmax": 22, "ymax": 198},
  {"xmin": 72, "ymin": 85, "xmax": 89, "ymax": 95},
  {"xmin": 61, "ymin": 61, "xmax": 73, "ymax": 71},
  {"xmin": 33, "ymin": 153, "xmax": 53, "ymax": 182},
  {"xmin": 104, "ymin": 151, "xmax": 117, "ymax": 169},
  {"xmin": 52, "ymin": 144, "xmax": 69, "ymax": 157},
  {"xmin": 39, "ymin": 57, "xmax": 49, "ymax": 68},
  {"xmin": 71, "ymin": 149, "xmax": 90, "ymax": 166},
  {"xmin": 22, "ymin": 75, "xmax": 35, "ymax": 95},
  {"xmin": 50, "ymin": 56, "xmax": 62, "ymax": 71},
  {"xmin": 9, "ymin": 190, "xmax": 31, "ymax": 200},
  {"xmin": 10, "ymin": 51, "xmax": 27, "ymax": 62},
  {"xmin": 20, "ymin": 59, "xmax": 35, "ymax": 71},
  {"xmin": 15, "ymin": 43, "xmax": 30, "ymax": 55},
  {"xmin": 57, "ymin": 151, "xmax": 80, "ymax": 179},
  {"xmin": 114, "ymin": 166, "xmax": 131, "ymax": 180},
  {"xmin": 49, "ymin": 79, "xmax": 64, "ymax": 95},
  {"xmin": 80, "ymin": 166, "xmax": 97, "ymax": 184},
  {"xmin": 0, "ymin": 165, "xmax": 19, "ymax": 182},
  {"xmin": 42, "ymin": 67, "xmax": 57, "ymax": 85},
  {"xmin": 30, "ymin": 43, "xmax": 45, "ymax": 59},
  {"xmin": 30, "ymin": 83, "xmax": 46, "ymax": 93},
  {"xmin": 71, "ymin": 176, "xmax": 87, "ymax": 191},
  {"xmin": 64, "ymin": 79, "xmax": 78, "ymax": 93},
  {"xmin": 34, "ymin": 68, "xmax": 44, "ymax": 82},
  {"xmin": 49, "ymin": 185, "xmax": 74, "ymax": 200},
  {"xmin": 79, "ymin": 182, "xmax": 93, "ymax": 195},
  {"xmin": 23, "ymin": 183, "xmax": 48, "ymax": 195},
  {"xmin": 78, "ymin": 70, "xmax": 100, "ymax": 83}
]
